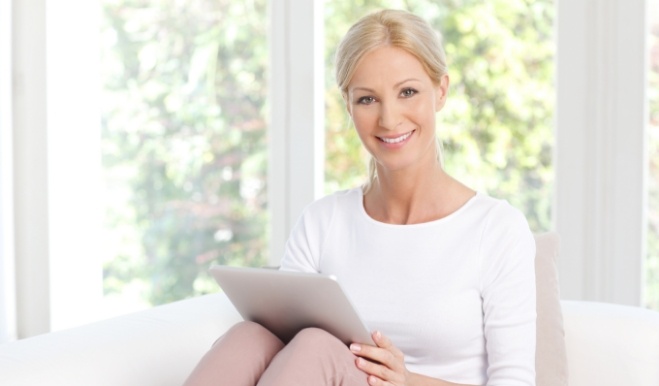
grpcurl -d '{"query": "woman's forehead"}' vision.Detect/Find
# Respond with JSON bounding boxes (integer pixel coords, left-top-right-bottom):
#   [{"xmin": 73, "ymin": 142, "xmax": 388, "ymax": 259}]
[{"xmin": 348, "ymin": 46, "xmax": 432, "ymax": 89}]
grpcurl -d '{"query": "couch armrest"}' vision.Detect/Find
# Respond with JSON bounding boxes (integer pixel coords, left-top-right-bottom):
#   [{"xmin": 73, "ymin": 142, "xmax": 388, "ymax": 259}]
[
  {"xmin": 561, "ymin": 300, "xmax": 659, "ymax": 386},
  {"xmin": 0, "ymin": 293, "xmax": 241, "ymax": 386}
]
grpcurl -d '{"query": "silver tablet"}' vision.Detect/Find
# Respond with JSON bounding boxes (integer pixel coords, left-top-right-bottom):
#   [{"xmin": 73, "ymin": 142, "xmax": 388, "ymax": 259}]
[{"xmin": 209, "ymin": 265, "xmax": 373, "ymax": 345}]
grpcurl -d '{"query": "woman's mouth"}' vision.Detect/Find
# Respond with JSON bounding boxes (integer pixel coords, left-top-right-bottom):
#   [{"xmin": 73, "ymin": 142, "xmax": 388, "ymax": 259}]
[{"xmin": 377, "ymin": 130, "xmax": 414, "ymax": 144}]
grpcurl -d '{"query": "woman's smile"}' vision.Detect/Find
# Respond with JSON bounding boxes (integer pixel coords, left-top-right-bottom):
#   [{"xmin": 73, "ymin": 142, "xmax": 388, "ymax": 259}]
[{"xmin": 377, "ymin": 130, "xmax": 415, "ymax": 146}]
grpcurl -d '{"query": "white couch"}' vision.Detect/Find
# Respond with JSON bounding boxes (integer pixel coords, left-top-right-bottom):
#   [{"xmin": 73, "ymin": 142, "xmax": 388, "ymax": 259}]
[{"xmin": 1, "ymin": 293, "xmax": 658, "ymax": 386}]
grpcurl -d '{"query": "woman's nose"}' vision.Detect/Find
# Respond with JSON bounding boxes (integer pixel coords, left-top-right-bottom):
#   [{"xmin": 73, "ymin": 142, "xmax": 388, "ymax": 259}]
[{"xmin": 378, "ymin": 102, "xmax": 401, "ymax": 130}]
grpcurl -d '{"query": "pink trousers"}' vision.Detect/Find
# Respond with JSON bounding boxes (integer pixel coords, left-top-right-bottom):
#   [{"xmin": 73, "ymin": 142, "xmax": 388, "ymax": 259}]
[{"xmin": 182, "ymin": 321, "xmax": 370, "ymax": 386}]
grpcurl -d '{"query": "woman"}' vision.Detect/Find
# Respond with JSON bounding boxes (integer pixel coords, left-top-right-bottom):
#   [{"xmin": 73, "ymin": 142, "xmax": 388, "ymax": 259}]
[{"xmin": 184, "ymin": 9, "xmax": 536, "ymax": 386}]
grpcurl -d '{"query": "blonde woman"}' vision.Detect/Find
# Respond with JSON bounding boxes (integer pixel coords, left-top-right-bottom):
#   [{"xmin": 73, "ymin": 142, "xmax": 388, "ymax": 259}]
[{"xmin": 184, "ymin": 9, "xmax": 536, "ymax": 386}]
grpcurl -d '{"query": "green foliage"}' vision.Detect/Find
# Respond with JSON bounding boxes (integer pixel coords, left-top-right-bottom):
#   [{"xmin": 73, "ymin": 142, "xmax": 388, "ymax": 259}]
[
  {"xmin": 324, "ymin": 0, "xmax": 555, "ymax": 232},
  {"xmin": 100, "ymin": 0, "xmax": 269, "ymax": 305}
]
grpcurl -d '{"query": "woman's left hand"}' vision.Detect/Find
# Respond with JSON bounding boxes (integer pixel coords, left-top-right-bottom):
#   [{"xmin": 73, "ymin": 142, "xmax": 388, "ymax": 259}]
[{"xmin": 350, "ymin": 330, "xmax": 411, "ymax": 386}]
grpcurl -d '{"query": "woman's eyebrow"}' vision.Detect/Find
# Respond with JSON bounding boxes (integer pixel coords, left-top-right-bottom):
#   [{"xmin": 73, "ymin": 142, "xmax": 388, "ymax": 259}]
[
  {"xmin": 351, "ymin": 86, "xmax": 375, "ymax": 93},
  {"xmin": 349, "ymin": 78, "xmax": 422, "ymax": 94},
  {"xmin": 393, "ymin": 78, "xmax": 421, "ymax": 88}
]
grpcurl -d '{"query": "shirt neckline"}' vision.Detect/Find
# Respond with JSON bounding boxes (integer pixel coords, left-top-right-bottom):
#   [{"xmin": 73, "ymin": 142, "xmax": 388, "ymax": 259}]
[{"xmin": 353, "ymin": 188, "xmax": 481, "ymax": 228}]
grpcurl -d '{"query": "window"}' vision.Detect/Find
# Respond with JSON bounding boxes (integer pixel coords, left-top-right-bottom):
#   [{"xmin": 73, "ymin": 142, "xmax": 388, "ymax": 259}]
[
  {"xmin": 324, "ymin": 0, "xmax": 555, "ymax": 232},
  {"xmin": 99, "ymin": 0, "xmax": 270, "ymax": 315},
  {"xmin": 5, "ymin": 0, "xmax": 654, "ymax": 341}
]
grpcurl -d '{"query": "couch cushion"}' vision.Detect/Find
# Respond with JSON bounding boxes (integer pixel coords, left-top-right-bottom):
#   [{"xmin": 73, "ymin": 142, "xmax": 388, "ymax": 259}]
[
  {"xmin": 534, "ymin": 232, "xmax": 568, "ymax": 386},
  {"xmin": 561, "ymin": 300, "xmax": 659, "ymax": 385},
  {"xmin": 0, "ymin": 294, "xmax": 242, "ymax": 386}
]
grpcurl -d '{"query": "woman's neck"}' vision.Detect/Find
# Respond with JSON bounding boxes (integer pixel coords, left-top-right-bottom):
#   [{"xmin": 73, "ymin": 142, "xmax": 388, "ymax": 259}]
[{"xmin": 364, "ymin": 164, "xmax": 474, "ymax": 225}]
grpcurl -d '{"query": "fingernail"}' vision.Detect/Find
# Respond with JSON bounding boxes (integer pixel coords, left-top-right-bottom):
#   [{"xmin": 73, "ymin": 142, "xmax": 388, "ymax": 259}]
[
  {"xmin": 373, "ymin": 331, "xmax": 381, "ymax": 340},
  {"xmin": 350, "ymin": 343, "xmax": 361, "ymax": 352}
]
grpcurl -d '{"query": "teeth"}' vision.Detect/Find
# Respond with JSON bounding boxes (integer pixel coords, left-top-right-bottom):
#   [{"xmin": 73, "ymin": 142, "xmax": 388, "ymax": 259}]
[{"xmin": 380, "ymin": 131, "xmax": 413, "ymax": 144}]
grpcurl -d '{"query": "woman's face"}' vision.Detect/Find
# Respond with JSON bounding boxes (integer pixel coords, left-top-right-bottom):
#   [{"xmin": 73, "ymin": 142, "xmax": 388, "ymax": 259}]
[{"xmin": 346, "ymin": 45, "xmax": 449, "ymax": 176}]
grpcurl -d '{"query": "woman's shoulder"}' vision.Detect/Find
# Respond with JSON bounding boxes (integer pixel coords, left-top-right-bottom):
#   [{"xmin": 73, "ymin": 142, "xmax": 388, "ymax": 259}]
[
  {"xmin": 296, "ymin": 187, "xmax": 362, "ymax": 224},
  {"xmin": 465, "ymin": 194, "xmax": 535, "ymax": 277},
  {"xmin": 302, "ymin": 187, "xmax": 362, "ymax": 213},
  {"xmin": 464, "ymin": 193, "xmax": 533, "ymax": 244},
  {"xmin": 468, "ymin": 193, "xmax": 528, "ymax": 223}
]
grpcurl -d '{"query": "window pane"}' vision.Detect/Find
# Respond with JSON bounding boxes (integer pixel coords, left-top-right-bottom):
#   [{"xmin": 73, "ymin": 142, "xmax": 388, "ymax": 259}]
[
  {"xmin": 324, "ymin": 0, "xmax": 555, "ymax": 232},
  {"xmin": 647, "ymin": 0, "xmax": 659, "ymax": 310},
  {"xmin": 99, "ymin": 0, "xmax": 269, "ymax": 314}
]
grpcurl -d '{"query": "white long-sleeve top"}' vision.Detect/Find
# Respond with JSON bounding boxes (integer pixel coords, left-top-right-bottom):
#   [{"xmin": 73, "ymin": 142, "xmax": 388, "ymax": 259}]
[{"xmin": 280, "ymin": 188, "xmax": 536, "ymax": 385}]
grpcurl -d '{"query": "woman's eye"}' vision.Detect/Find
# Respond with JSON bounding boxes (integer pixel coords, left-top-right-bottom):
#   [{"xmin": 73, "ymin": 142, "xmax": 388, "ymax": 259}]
[
  {"xmin": 401, "ymin": 88, "xmax": 417, "ymax": 98},
  {"xmin": 357, "ymin": 96, "xmax": 376, "ymax": 105}
]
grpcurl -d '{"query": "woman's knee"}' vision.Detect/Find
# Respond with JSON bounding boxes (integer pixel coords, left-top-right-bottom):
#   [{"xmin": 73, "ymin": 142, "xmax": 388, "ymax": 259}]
[
  {"xmin": 288, "ymin": 327, "xmax": 347, "ymax": 352},
  {"xmin": 258, "ymin": 328, "xmax": 358, "ymax": 381},
  {"xmin": 213, "ymin": 320, "xmax": 283, "ymax": 348}
]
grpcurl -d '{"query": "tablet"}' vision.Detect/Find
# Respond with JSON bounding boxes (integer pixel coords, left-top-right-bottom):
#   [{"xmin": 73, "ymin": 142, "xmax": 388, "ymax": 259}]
[{"xmin": 209, "ymin": 265, "xmax": 373, "ymax": 345}]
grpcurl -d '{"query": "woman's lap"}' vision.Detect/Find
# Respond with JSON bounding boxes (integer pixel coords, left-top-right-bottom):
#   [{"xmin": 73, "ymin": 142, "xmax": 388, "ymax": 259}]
[
  {"xmin": 183, "ymin": 321, "xmax": 369, "ymax": 386},
  {"xmin": 258, "ymin": 327, "xmax": 369, "ymax": 386}
]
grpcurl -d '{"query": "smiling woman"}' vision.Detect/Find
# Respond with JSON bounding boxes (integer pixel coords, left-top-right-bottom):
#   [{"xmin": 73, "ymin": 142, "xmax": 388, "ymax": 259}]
[{"xmin": 184, "ymin": 9, "xmax": 536, "ymax": 386}]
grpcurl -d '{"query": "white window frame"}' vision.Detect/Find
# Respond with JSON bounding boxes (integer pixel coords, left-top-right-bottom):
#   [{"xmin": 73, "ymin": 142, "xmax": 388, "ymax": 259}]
[
  {"xmin": 1, "ymin": 0, "xmax": 17, "ymax": 344},
  {"xmin": 555, "ymin": 0, "xmax": 648, "ymax": 306},
  {"xmin": 3, "ymin": 0, "xmax": 651, "ymax": 340},
  {"xmin": 12, "ymin": 0, "xmax": 50, "ymax": 339},
  {"xmin": 11, "ymin": 0, "xmax": 103, "ymax": 338},
  {"xmin": 268, "ymin": 0, "xmax": 325, "ymax": 264}
]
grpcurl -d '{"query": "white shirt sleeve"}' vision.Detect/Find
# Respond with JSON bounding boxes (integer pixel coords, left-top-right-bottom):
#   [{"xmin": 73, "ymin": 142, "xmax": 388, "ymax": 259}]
[
  {"xmin": 480, "ymin": 206, "xmax": 537, "ymax": 385},
  {"xmin": 279, "ymin": 194, "xmax": 337, "ymax": 273}
]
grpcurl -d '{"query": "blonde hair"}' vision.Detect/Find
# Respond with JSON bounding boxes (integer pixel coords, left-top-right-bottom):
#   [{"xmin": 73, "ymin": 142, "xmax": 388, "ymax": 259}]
[{"xmin": 334, "ymin": 9, "xmax": 448, "ymax": 191}]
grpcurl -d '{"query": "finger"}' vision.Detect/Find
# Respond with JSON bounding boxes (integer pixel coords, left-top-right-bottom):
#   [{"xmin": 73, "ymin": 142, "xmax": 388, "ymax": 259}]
[
  {"xmin": 355, "ymin": 356, "xmax": 395, "ymax": 381},
  {"xmin": 350, "ymin": 342, "xmax": 394, "ymax": 367},
  {"xmin": 367, "ymin": 374, "xmax": 392, "ymax": 386},
  {"xmin": 372, "ymin": 331, "xmax": 405, "ymax": 365},
  {"xmin": 372, "ymin": 331, "xmax": 392, "ymax": 349}
]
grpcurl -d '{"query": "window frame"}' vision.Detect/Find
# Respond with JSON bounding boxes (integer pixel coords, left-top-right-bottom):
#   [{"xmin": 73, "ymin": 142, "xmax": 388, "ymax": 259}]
[
  {"xmin": 268, "ymin": 0, "xmax": 326, "ymax": 265},
  {"xmin": 1, "ymin": 0, "xmax": 16, "ymax": 344},
  {"xmin": 555, "ymin": 0, "xmax": 648, "ymax": 306},
  {"xmin": 11, "ymin": 0, "xmax": 103, "ymax": 339}
]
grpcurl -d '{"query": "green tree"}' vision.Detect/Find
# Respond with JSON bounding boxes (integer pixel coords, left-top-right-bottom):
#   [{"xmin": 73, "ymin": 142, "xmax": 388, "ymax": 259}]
[{"xmin": 101, "ymin": 0, "xmax": 269, "ymax": 305}]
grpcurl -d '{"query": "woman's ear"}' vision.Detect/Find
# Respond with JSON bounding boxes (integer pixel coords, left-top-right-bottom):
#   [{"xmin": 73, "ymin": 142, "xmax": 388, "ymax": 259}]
[{"xmin": 435, "ymin": 74, "xmax": 450, "ymax": 112}]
